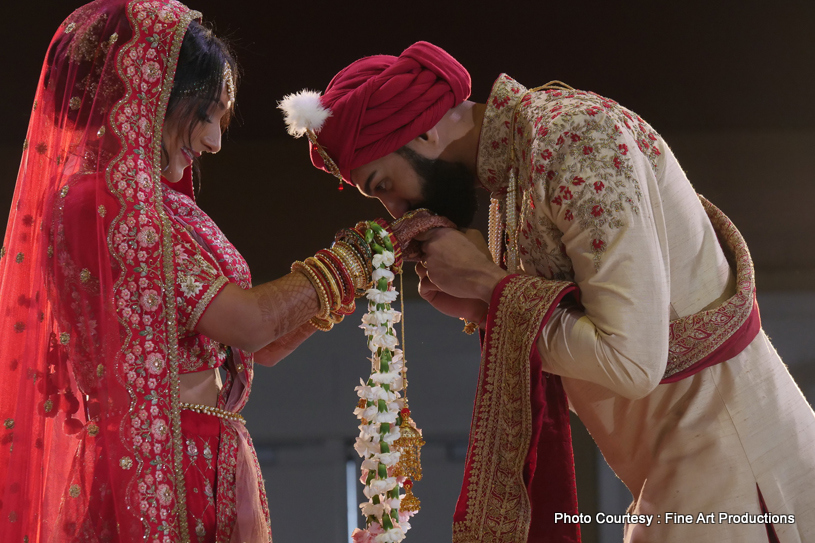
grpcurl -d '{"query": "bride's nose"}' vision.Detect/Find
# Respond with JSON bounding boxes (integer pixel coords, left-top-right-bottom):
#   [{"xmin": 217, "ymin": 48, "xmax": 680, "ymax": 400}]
[{"xmin": 201, "ymin": 122, "xmax": 222, "ymax": 154}]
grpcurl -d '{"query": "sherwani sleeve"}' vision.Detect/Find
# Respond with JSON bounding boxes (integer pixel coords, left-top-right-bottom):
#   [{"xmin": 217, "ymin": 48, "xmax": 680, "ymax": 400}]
[{"xmin": 530, "ymin": 106, "xmax": 671, "ymax": 399}]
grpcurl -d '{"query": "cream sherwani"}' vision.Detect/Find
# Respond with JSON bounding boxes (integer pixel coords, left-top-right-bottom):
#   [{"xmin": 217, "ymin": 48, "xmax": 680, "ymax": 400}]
[{"xmin": 477, "ymin": 74, "xmax": 815, "ymax": 542}]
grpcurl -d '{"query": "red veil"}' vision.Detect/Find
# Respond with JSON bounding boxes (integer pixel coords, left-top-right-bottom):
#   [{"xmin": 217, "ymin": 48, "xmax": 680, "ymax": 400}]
[{"xmin": 0, "ymin": 1, "xmax": 208, "ymax": 540}]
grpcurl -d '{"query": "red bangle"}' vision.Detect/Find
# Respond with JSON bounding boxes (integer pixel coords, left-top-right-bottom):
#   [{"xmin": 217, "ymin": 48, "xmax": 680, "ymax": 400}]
[{"xmin": 316, "ymin": 250, "xmax": 354, "ymax": 307}]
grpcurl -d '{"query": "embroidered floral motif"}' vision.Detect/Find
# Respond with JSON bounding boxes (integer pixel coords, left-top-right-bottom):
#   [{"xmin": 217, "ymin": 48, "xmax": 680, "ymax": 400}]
[
  {"xmin": 478, "ymin": 75, "xmax": 663, "ymax": 272},
  {"xmin": 66, "ymin": 12, "xmax": 108, "ymax": 63},
  {"xmin": 102, "ymin": 3, "xmax": 202, "ymax": 540},
  {"xmin": 180, "ymin": 275, "xmax": 203, "ymax": 297},
  {"xmin": 163, "ymin": 189, "xmax": 252, "ymax": 289},
  {"xmin": 215, "ymin": 423, "xmax": 243, "ymax": 541},
  {"xmin": 135, "ymin": 226, "xmax": 159, "ymax": 247},
  {"xmin": 163, "ymin": 188, "xmax": 250, "ymax": 375}
]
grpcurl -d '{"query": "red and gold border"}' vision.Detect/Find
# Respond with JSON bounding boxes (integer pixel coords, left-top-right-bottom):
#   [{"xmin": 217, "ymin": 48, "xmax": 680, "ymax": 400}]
[
  {"xmin": 453, "ymin": 274, "xmax": 576, "ymax": 543},
  {"xmin": 663, "ymin": 196, "xmax": 759, "ymax": 381}
]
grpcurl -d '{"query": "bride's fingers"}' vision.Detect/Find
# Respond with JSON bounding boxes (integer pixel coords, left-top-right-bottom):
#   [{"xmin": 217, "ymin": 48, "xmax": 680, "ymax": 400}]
[{"xmin": 415, "ymin": 261, "xmax": 427, "ymax": 279}]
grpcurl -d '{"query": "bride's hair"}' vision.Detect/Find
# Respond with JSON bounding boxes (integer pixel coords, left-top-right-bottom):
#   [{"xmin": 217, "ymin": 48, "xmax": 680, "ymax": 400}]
[
  {"xmin": 167, "ymin": 20, "xmax": 239, "ymax": 135},
  {"xmin": 164, "ymin": 20, "xmax": 239, "ymax": 182}
]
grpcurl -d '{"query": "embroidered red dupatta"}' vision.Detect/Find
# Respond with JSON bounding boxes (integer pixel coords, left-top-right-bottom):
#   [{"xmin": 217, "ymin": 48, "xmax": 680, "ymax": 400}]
[{"xmin": 0, "ymin": 2, "xmax": 207, "ymax": 540}]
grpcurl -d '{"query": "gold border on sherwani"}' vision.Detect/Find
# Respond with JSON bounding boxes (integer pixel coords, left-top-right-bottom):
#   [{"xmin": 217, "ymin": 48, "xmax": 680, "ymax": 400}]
[
  {"xmin": 663, "ymin": 196, "xmax": 756, "ymax": 379},
  {"xmin": 453, "ymin": 275, "xmax": 574, "ymax": 543}
]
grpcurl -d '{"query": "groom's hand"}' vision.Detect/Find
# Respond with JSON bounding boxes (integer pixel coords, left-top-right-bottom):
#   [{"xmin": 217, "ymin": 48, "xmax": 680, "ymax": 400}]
[
  {"xmin": 416, "ymin": 262, "xmax": 488, "ymax": 323},
  {"xmin": 416, "ymin": 228, "xmax": 508, "ymax": 303}
]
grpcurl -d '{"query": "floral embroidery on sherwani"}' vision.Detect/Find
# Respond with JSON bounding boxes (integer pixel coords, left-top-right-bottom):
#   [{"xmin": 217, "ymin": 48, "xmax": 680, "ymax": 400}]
[{"xmin": 478, "ymin": 74, "xmax": 664, "ymax": 275}]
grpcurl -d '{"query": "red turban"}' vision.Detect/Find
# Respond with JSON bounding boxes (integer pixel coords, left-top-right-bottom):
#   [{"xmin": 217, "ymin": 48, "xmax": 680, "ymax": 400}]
[{"xmin": 311, "ymin": 41, "xmax": 471, "ymax": 183}]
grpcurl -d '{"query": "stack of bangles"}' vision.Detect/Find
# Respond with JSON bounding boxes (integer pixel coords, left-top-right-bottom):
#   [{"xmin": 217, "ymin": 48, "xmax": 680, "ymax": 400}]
[{"xmin": 291, "ymin": 222, "xmax": 401, "ymax": 331}]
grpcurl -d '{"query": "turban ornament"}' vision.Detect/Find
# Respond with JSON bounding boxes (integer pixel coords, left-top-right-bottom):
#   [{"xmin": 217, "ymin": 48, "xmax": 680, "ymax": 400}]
[
  {"xmin": 279, "ymin": 41, "xmax": 471, "ymax": 190},
  {"xmin": 278, "ymin": 89, "xmax": 346, "ymax": 189}
]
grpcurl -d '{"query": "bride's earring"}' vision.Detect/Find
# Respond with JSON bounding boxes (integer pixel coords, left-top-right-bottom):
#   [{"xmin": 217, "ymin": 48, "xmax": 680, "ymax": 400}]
[{"xmin": 160, "ymin": 143, "xmax": 170, "ymax": 172}]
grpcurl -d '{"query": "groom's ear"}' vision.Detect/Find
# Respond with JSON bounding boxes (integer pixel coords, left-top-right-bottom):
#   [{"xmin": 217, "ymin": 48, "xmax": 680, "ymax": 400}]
[{"xmin": 411, "ymin": 126, "xmax": 442, "ymax": 158}]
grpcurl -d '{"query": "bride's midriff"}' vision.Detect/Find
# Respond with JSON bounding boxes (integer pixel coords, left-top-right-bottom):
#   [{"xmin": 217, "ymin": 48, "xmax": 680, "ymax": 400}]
[{"xmin": 179, "ymin": 368, "xmax": 222, "ymax": 407}]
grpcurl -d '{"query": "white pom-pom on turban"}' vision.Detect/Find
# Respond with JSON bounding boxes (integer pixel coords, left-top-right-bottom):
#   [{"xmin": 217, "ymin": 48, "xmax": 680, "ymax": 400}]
[{"xmin": 278, "ymin": 90, "xmax": 332, "ymax": 138}]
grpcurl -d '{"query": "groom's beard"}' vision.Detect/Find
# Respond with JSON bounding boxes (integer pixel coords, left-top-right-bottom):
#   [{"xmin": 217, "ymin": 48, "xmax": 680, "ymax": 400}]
[{"xmin": 396, "ymin": 147, "xmax": 478, "ymax": 228}]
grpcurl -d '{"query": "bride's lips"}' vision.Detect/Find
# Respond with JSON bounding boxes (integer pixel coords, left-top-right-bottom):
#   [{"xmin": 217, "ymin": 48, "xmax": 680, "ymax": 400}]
[{"xmin": 181, "ymin": 147, "xmax": 200, "ymax": 163}]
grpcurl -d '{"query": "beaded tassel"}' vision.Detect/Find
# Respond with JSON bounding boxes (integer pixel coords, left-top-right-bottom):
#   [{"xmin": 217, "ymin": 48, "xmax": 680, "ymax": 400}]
[
  {"xmin": 487, "ymin": 195, "xmax": 504, "ymax": 266},
  {"xmin": 505, "ymin": 168, "xmax": 519, "ymax": 274}
]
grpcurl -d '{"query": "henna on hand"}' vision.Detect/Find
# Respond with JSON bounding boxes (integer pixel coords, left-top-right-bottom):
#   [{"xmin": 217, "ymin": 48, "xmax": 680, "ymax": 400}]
[
  {"xmin": 254, "ymin": 322, "xmax": 316, "ymax": 367},
  {"xmin": 251, "ymin": 272, "xmax": 319, "ymax": 341},
  {"xmin": 389, "ymin": 209, "xmax": 456, "ymax": 262}
]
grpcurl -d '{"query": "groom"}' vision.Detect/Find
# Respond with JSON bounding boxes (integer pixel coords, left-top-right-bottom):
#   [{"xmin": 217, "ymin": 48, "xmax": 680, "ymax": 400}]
[{"xmin": 281, "ymin": 41, "xmax": 815, "ymax": 543}]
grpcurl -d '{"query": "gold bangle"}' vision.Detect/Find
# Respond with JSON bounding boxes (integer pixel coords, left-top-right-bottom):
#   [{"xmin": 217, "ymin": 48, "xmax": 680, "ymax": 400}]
[
  {"xmin": 332, "ymin": 243, "xmax": 365, "ymax": 289},
  {"xmin": 333, "ymin": 242, "xmax": 371, "ymax": 293},
  {"xmin": 328, "ymin": 245, "xmax": 361, "ymax": 287},
  {"xmin": 328, "ymin": 312, "xmax": 345, "ymax": 324},
  {"xmin": 310, "ymin": 312, "xmax": 344, "ymax": 332},
  {"xmin": 316, "ymin": 251, "xmax": 353, "ymax": 306},
  {"xmin": 340, "ymin": 226, "xmax": 374, "ymax": 276},
  {"xmin": 309, "ymin": 316, "xmax": 334, "ymax": 332},
  {"xmin": 338, "ymin": 300, "xmax": 356, "ymax": 316},
  {"xmin": 292, "ymin": 261, "xmax": 330, "ymax": 318},
  {"xmin": 306, "ymin": 256, "xmax": 342, "ymax": 313},
  {"xmin": 291, "ymin": 260, "xmax": 331, "ymax": 319}
]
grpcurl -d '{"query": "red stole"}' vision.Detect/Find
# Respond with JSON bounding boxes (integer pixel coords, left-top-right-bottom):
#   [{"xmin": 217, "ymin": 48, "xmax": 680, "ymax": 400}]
[{"xmin": 453, "ymin": 275, "xmax": 580, "ymax": 543}]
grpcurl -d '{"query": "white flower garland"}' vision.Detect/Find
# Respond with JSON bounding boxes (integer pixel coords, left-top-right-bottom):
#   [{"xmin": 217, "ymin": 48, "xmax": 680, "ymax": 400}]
[{"xmin": 351, "ymin": 222, "xmax": 416, "ymax": 543}]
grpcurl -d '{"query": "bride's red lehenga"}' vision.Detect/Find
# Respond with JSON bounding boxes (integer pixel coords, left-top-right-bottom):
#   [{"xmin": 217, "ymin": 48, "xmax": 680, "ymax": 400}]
[{"xmin": 0, "ymin": 1, "xmax": 270, "ymax": 541}]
